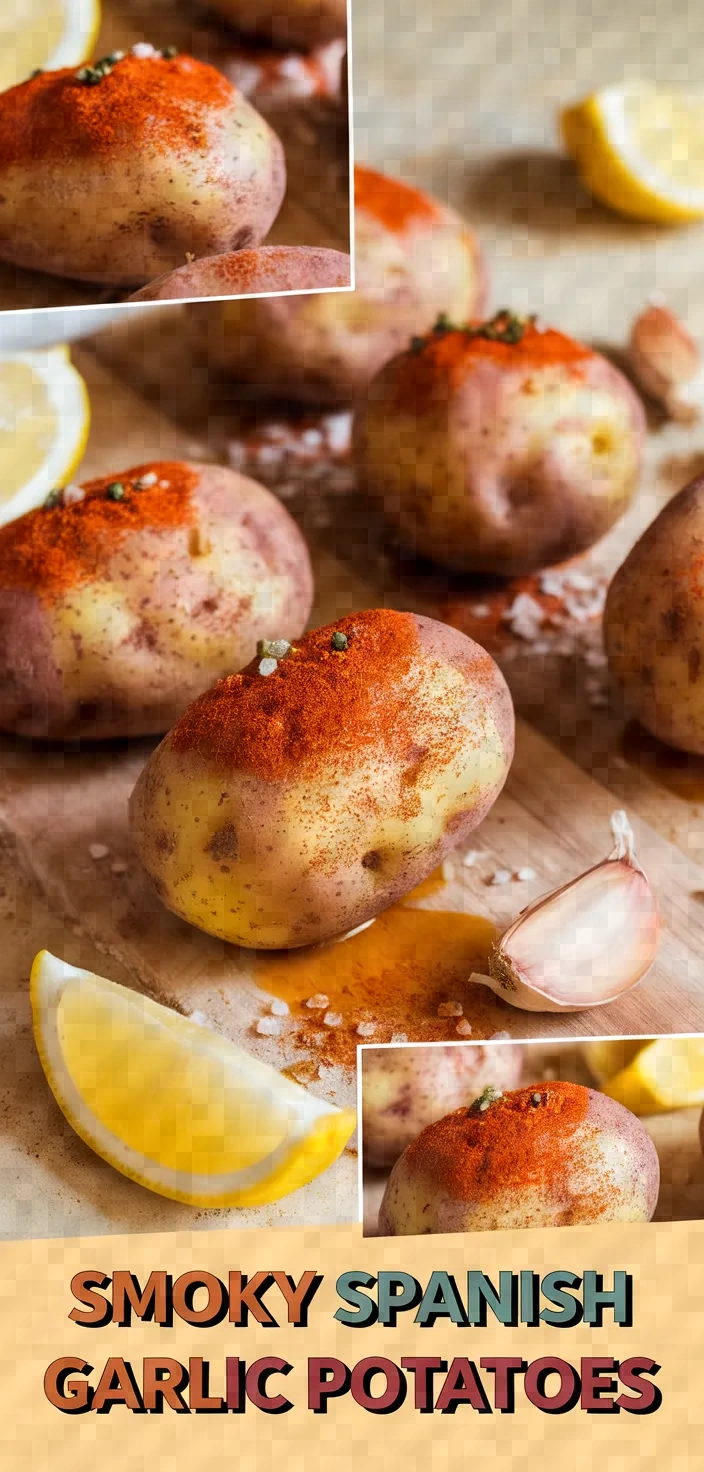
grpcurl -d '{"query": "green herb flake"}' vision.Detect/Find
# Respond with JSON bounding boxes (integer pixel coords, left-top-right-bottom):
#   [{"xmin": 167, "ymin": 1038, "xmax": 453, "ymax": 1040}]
[
  {"xmin": 331, "ymin": 631, "xmax": 348, "ymax": 651},
  {"xmin": 106, "ymin": 482, "xmax": 126, "ymax": 501}
]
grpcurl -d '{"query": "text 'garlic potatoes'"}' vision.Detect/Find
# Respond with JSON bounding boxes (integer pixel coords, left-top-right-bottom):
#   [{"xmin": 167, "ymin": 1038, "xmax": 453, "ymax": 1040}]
[
  {"xmin": 362, "ymin": 1043, "xmax": 523, "ymax": 1169},
  {"xmin": 0, "ymin": 462, "xmax": 313, "ymax": 741},
  {"xmin": 129, "ymin": 610, "xmax": 515, "ymax": 949},
  {"xmin": 605, "ymin": 472, "xmax": 704, "ymax": 755},
  {"xmin": 354, "ymin": 315, "xmax": 645, "ymax": 575},
  {"xmin": 197, "ymin": 164, "xmax": 486, "ymax": 405},
  {"xmin": 378, "ymin": 1082, "xmax": 659, "ymax": 1235},
  {"xmin": 0, "ymin": 52, "xmax": 285, "ymax": 285}
]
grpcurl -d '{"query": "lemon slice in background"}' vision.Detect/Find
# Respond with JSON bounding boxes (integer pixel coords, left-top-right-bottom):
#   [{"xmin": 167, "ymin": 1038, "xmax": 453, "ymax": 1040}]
[
  {"xmin": 31, "ymin": 951, "xmax": 356, "ymax": 1207},
  {"xmin": 561, "ymin": 80, "xmax": 704, "ymax": 223},
  {"xmin": 0, "ymin": 0, "xmax": 100, "ymax": 92},
  {"xmin": 0, "ymin": 347, "xmax": 90, "ymax": 529},
  {"xmin": 584, "ymin": 1036, "xmax": 704, "ymax": 1115}
]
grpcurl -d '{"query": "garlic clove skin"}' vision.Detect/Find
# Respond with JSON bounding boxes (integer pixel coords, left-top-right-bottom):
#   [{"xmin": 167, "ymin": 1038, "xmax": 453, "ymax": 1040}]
[
  {"xmin": 629, "ymin": 303, "xmax": 703, "ymax": 423},
  {"xmin": 471, "ymin": 811, "xmax": 661, "ymax": 1013}
]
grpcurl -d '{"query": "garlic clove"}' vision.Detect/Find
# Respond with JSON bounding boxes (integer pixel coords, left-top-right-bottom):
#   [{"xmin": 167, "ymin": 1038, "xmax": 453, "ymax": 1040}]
[
  {"xmin": 471, "ymin": 811, "xmax": 661, "ymax": 1013},
  {"xmin": 628, "ymin": 303, "xmax": 703, "ymax": 423}
]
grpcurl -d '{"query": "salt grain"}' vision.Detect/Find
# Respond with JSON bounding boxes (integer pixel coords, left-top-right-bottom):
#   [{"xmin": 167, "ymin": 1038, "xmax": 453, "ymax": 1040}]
[
  {"xmin": 391, "ymin": 1032, "xmax": 408, "ymax": 1043},
  {"xmin": 89, "ymin": 843, "xmax": 109, "ymax": 860},
  {"xmin": 323, "ymin": 1011, "xmax": 343, "ymax": 1027},
  {"xmin": 188, "ymin": 1010, "xmax": 210, "ymax": 1027},
  {"xmin": 256, "ymin": 1017, "xmax": 281, "ymax": 1036},
  {"xmin": 437, "ymin": 1000, "xmax": 463, "ymax": 1017},
  {"xmin": 270, "ymin": 998, "xmax": 289, "ymax": 1017},
  {"xmin": 489, "ymin": 1030, "xmax": 511, "ymax": 1041},
  {"xmin": 515, "ymin": 866, "xmax": 536, "ymax": 882},
  {"xmin": 456, "ymin": 1019, "xmax": 473, "ymax": 1036},
  {"xmin": 356, "ymin": 1021, "xmax": 376, "ymax": 1037},
  {"xmin": 489, "ymin": 868, "xmax": 512, "ymax": 886},
  {"xmin": 62, "ymin": 484, "xmax": 84, "ymax": 506},
  {"xmin": 463, "ymin": 849, "xmax": 483, "ymax": 867},
  {"xmin": 135, "ymin": 471, "xmax": 158, "ymax": 488},
  {"xmin": 258, "ymin": 657, "xmax": 278, "ymax": 677},
  {"xmin": 306, "ymin": 993, "xmax": 329, "ymax": 1009},
  {"xmin": 131, "ymin": 41, "xmax": 158, "ymax": 58},
  {"xmin": 110, "ymin": 860, "xmax": 128, "ymax": 875},
  {"xmin": 441, "ymin": 860, "xmax": 455, "ymax": 882},
  {"xmin": 471, "ymin": 603, "xmax": 489, "ymax": 617}
]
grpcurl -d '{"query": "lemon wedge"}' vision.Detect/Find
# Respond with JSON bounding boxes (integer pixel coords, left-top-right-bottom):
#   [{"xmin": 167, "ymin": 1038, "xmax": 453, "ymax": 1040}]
[
  {"xmin": 592, "ymin": 1037, "xmax": 704, "ymax": 1115},
  {"xmin": 561, "ymin": 80, "xmax": 704, "ymax": 223},
  {"xmin": 0, "ymin": 347, "xmax": 90, "ymax": 529},
  {"xmin": 31, "ymin": 951, "xmax": 356, "ymax": 1207},
  {"xmin": 581, "ymin": 1039, "xmax": 644, "ymax": 1086},
  {"xmin": 0, "ymin": 0, "xmax": 100, "ymax": 92}
]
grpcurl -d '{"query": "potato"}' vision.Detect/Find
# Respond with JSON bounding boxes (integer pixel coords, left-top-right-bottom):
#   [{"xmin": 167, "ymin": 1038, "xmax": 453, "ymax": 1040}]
[
  {"xmin": 0, "ymin": 51, "xmax": 285, "ymax": 286},
  {"xmin": 362, "ymin": 1043, "xmax": 524, "ymax": 1169},
  {"xmin": 207, "ymin": 0, "xmax": 347, "ymax": 51},
  {"xmin": 0, "ymin": 461, "xmax": 313, "ymax": 741},
  {"xmin": 378, "ymin": 1082, "xmax": 659, "ymax": 1235},
  {"xmin": 354, "ymin": 314, "xmax": 645, "ymax": 576},
  {"xmin": 605, "ymin": 472, "xmax": 704, "ymax": 754},
  {"xmin": 129, "ymin": 246, "xmax": 351, "ymax": 301},
  {"xmin": 208, "ymin": 38, "xmax": 345, "ymax": 106},
  {"xmin": 129, "ymin": 610, "xmax": 514, "ymax": 949},
  {"xmin": 196, "ymin": 164, "xmax": 486, "ymax": 405}
]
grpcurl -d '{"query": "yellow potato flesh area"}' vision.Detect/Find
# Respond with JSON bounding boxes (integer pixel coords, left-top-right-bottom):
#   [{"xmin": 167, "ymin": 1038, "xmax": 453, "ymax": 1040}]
[{"xmin": 57, "ymin": 977, "xmax": 294, "ymax": 1173}]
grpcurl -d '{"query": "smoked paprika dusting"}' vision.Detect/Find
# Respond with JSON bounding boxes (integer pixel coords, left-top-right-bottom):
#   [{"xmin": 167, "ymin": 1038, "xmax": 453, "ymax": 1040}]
[
  {"xmin": 355, "ymin": 164, "xmax": 441, "ymax": 233},
  {"xmin": 0, "ymin": 462, "xmax": 197, "ymax": 600},
  {"xmin": 405, "ymin": 1083, "xmax": 599, "ymax": 1216},
  {"xmin": 0, "ymin": 54, "xmax": 235, "ymax": 168},
  {"xmin": 169, "ymin": 610, "xmax": 431, "ymax": 782},
  {"xmin": 392, "ymin": 318, "xmax": 593, "ymax": 412},
  {"xmin": 257, "ymin": 898, "xmax": 501, "ymax": 1070}
]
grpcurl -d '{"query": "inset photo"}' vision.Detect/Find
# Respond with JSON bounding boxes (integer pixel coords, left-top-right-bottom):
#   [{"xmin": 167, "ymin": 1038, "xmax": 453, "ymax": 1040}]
[
  {"xmin": 0, "ymin": 0, "xmax": 351, "ymax": 311},
  {"xmin": 361, "ymin": 1037, "xmax": 704, "ymax": 1236}
]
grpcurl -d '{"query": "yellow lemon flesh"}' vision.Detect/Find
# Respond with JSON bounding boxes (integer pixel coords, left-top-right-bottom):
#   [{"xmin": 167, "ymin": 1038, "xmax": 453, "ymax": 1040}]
[
  {"xmin": 31, "ymin": 951, "xmax": 356, "ymax": 1207},
  {"xmin": 0, "ymin": 347, "xmax": 90, "ymax": 528},
  {"xmin": 586, "ymin": 1037, "xmax": 704, "ymax": 1115},
  {"xmin": 0, "ymin": 0, "xmax": 100, "ymax": 91},
  {"xmin": 561, "ymin": 81, "xmax": 704, "ymax": 223}
]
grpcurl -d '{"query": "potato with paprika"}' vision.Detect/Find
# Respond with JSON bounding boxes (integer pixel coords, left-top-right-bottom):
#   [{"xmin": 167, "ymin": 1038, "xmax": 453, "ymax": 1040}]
[
  {"xmin": 605, "ymin": 472, "xmax": 704, "ymax": 754},
  {"xmin": 129, "ymin": 246, "xmax": 351, "ymax": 301},
  {"xmin": 129, "ymin": 610, "xmax": 515, "ymax": 949},
  {"xmin": 378, "ymin": 1082, "xmax": 659, "ymax": 1235},
  {"xmin": 0, "ymin": 462, "xmax": 313, "ymax": 741},
  {"xmin": 354, "ymin": 313, "xmax": 645, "ymax": 576},
  {"xmin": 362, "ymin": 1043, "xmax": 524, "ymax": 1169},
  {"xmin": 197, "ymin": 164, "xmax": 486, "ymax": 405},
  {"xmin": 0, "ymin": 49, "xmax": 285, "ymax": 286}
]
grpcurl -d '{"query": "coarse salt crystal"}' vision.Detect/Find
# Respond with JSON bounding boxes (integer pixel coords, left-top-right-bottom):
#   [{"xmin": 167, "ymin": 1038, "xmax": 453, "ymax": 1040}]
[
  {"xmin": 258, "ymin": 657, "xmax": 278, "ymax": 677},
  {"xmin": 159, "ymin": 480, "xmax": 170, "ymax": 489},
  {"xmin": 356, "ymin": 1021, "xmax": 376, "ymax": 1037},
  {"xmin": 322, "ymin": 412, "xmax": 352, "ymax": 454},
  {"xmin": 516, "ymin": 866, "xmax": 536, "ymax": 882},
  {"xmin": 490, "ymin": 1030, "xmax": 511, "ymax": 1041},
  {"xmin": 306, "ymin": 993, "xmax": 329, "ymax": 1009},
  {"xmin": 437, "ymin": 1000, "xmax": 463, "ymax": 1017},
  {"xmin": 132, "ymin": 42, "xmax": 158, "ymax": 58},
  {"xmin": 89, "ymin": 843, "xmax": 109, "ymax": 860},
  {"xmin": 441, "ymin": 860, "xmax": 455, "ymax": 882},
  {"xmin": 62, "ymin": 484, "xmax": 84, "ymax": 505},
  {"xmin": 110, "ymin": 860, "xmax": 128, "ymax": 875},
  {"xmin": 135, "ymin": 471, "xmax": 158, "ymax": 487},
  {"xmin": 301, "ymin": 428, "xmax": 323, "ymax": 449},
  {"xmin": 256, "ymin": 1016, "xmax": 281, "ymax": 1036},
  {"xmin": 391, "ymin": 1032, "xmax": 408, "ymax": 1043},
  {"xmin": 456, "ymin": 1019, "xmax": 473, "ymax": 1036},
  {"xmin": 463, "ymin": 849, "xmax": 482, "ymax": 867},
  {"xmin": 270, "ymin": 998, "xmax": 289, "ymax": 1016},
  {"xmin": 489, "ymin": 868, "xmax": 512, "ymax": 886},
  {"xmin": 188, "ymin": 1010, "xmax": 210, "ymax": 1026},
  {"xmin": 323, "ymin": 1011, "xmax": 343, "ymax": 1027},
  {"xmin": 470, "ymin": 604, "xmax": 489, "ymax": 617}
]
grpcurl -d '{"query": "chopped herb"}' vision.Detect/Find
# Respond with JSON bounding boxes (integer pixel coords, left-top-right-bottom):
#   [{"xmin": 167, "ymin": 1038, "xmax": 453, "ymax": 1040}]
[
  {"xmin": 331, "ymin": 631, "xmax": 348, "ymax": 651},
  {"xmin": 44, "ymin": 489, "xmax": 62, "ymax": 508},
  {"xmin": 257, "ymin": 638, "xmax": 291, "ymax": 660},
  {"xmin": 471, "ymin": 1084, "xmax": 504, "ymax": 1114},
  {"xmin": 106, "ymin": 482, "xmax": 125, "ymax": 501},
  {"xmin": 408, "ymin": 335, "xmax": 426, "ymax": 355},
  {"xmin": 29, "ymin": 68, "xmax": 43, "ymax": 79},
  {"xmin": 433, "ymin": 312, "xmax": 453, "ymax": 333},
  {"xmin": 163, "ymin": 45, "xmax": 179, "ymax": 59}
]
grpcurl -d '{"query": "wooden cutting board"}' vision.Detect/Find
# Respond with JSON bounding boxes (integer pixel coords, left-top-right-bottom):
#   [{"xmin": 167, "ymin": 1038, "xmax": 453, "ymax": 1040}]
[{"xmin": 0, "ymin": 0, "xmax": 350, "ymax": 312}]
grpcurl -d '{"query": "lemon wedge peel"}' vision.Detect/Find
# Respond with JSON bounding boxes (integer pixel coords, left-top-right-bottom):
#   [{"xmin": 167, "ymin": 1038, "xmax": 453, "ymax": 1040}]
[
  {"xmin": 598, "ymin": 1037, "xmax": 704, "ymax": 1116},
  {"xmin": 0, "ymin": 347, "xmax": 90, "ymax": 529},
  {"xmin": 45, "ymin": 0, "xmax": 101, "ymax": 72},
  {"xmin": 562, "ymin": 81, "xmax": 704, "ymax": 224},
  {"xmin": 31, "ymin": 951, "xmax": 356, "ymax": 1208}
]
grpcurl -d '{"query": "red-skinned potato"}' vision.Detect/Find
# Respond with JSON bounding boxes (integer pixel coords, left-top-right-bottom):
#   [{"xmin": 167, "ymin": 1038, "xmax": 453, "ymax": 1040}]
[
  {"xmin": 605, "ymin": 473, "xmax": 704, "ymax": 754},
  {"xmin": 196, "ymin": 164, "xmax": 487, "ymax": 405},
  {"xmin": 206, "ymin": 0, "xmax": 347, "ymax": 51},
  {"xmin": 0, "ymin": 51, "xmax": 285, "ymax": 285},
  {"xmin": 129, "ymin": 246, "xmax": 351, "ymax": 301},
  {"xmin": 129, "ymin": 610, "xmax": 515, "ymax": 949},
  {"xmin": 0, "ymin": 462, "xmax": 313, "ymax": 741},
  {"xmin": 354, "ymin": 314, "xmax": 645, "ymax": 576},
  {"xmin": 378, "ymin": 1082, "xmax": 660, "ymax": 1235},
  {"xmin": 362, "ymin": 1043, "xmax": 524, "ymax": 1169}
]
